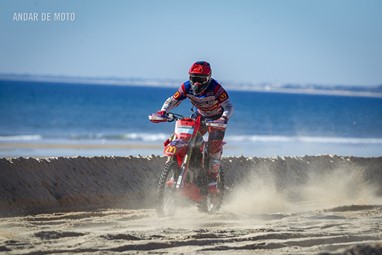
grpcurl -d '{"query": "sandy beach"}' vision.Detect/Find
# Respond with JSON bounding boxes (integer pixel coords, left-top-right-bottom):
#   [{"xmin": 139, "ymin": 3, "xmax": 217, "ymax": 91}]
[
  {"xmin": 2, "ymin": 0, "xmax": 382, "ymax": 253},
  {"xmin": 0, "ymin": 155, "xmax": 381, "ymax": 254}
]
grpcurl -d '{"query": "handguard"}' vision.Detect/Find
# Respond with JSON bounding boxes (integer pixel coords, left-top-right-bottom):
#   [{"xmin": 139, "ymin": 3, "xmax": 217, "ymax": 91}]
[
  {"xmin": 149, "ymin": 112, "xmax": 170, "ymax": 123},
  {"xmin": 206, "ymin": 116, "xmax": 227, "ymax": 129}
]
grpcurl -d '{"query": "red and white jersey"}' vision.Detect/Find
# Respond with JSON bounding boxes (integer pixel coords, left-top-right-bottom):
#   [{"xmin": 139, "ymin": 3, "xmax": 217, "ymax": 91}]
[{"xmin": 161, "ymin": 79, "xmax": 234, "ymax": 119}]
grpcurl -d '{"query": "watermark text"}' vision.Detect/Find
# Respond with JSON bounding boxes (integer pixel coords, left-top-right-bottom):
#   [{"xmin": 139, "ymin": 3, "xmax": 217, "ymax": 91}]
[{"xmin": 13, "ymin": 12, "xmax": 76, "ymax": 22}]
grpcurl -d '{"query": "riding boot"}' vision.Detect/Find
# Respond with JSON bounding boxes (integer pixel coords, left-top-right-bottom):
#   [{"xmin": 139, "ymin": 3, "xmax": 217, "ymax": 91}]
[{"xmin": 207, "ymin": 152, "xmax": 221, "ymax": 194}]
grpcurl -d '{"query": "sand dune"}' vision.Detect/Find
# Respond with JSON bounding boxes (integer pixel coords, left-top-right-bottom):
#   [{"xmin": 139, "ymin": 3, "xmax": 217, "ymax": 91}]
[
  {"xmin": 0, "ymin": 155, "xmax": 381, "ymax": 254},
  {"xmin": 0, "ymin": 155, "xmax": 381, "ymax": 215}
]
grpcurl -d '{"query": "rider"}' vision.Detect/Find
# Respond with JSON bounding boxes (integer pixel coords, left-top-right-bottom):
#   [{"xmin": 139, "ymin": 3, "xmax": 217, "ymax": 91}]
[{"xmin": 153, "ymin": 61, "xmax": 234, "ymax": 192}]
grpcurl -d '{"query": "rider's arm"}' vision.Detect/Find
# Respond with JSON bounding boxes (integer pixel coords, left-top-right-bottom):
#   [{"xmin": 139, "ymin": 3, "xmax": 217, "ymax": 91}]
[
  {"xmin": 221, "ymin": 99, "xmax": 234, "ymax": 120},
  {"xmin": 160, "ymin": 83, "xmax": 187, "ymax": 112},
  {"xmin": 215, "ymin": 85, "xmax": 234, "ymax": 120}
]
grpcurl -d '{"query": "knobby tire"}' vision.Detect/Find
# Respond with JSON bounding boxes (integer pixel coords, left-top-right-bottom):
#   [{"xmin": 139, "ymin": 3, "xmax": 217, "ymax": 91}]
[
  {"xmin": 198, "ymin": 168, "xmax": 225, "ymax": 213},
  {"xmin": 156, "ymin": 160, "xmax": 179, "ymax": 217}
]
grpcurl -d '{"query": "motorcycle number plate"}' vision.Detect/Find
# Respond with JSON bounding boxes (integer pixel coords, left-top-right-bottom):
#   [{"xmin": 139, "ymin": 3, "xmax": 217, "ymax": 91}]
[{"xmin": 175, "ymin": 126, "xmax": 194, "ymax": 135}]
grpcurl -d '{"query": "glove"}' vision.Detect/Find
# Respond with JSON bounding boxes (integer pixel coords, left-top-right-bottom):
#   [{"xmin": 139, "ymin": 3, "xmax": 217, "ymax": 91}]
[
  {"xmin": 215, "ymin": 116, "xmax": 228, "ymax": 124},
  {"xmin": 156, "ymin": 110, "xmax": 166, "ymax": 116},
  {"xmin": 207, "ymin": 116, "xmax": 227, "ymax": 130}
]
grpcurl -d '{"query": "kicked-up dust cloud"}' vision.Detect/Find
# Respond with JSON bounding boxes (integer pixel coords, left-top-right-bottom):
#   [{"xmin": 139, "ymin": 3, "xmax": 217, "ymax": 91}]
[{"xmin": 225, "ymin": 159, "xmax": 382, "ymax": 214}]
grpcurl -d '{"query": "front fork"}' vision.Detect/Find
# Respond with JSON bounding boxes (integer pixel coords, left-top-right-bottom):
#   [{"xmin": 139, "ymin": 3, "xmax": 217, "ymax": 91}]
[{"xmin": 165, "ymin": 137, "xmax": 196, "ymax": 190}]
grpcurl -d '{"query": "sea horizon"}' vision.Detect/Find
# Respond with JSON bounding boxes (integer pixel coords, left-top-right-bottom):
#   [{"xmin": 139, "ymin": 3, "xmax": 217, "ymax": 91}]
[{"xmin": 1, "ymin": 73, "xmax": 381, "ymax": 98}]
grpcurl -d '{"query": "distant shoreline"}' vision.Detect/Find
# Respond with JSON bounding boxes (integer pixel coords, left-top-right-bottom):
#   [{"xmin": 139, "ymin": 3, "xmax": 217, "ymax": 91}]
[{"xmin": 1, "ymin": 73, "xmax": 381, "ymax": 98}]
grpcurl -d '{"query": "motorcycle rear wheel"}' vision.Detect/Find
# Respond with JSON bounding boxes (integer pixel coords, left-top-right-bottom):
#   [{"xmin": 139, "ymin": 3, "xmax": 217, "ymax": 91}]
[
  {"xmin": 156, "ymin": 160, "xmax": 179, "ymax": 217},
  {"xmin": 198, "ymin": 168, "xmax": 225, "ymax": 213}
]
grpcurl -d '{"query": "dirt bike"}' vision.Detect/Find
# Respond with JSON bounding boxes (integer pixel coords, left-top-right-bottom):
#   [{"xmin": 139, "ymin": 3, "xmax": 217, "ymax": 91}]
[{"xmin": 149, "ymin": 112, "xmax": 226, "ymax": 216}]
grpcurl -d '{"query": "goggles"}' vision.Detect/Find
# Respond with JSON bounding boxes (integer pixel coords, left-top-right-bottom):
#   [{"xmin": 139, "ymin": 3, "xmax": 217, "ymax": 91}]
[{"xmin": 189, "ymin": 75, "xmax": 209, "ymax": 84}]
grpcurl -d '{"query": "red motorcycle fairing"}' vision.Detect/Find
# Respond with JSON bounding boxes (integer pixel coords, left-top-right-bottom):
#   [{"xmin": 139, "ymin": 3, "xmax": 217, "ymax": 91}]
[
  {"xmin": 162, "ymin": 115, "xmax": 203, "ymax": 167},
  {"xmin": 174, "ymin": 117, "xmax": 201, "ymax": 141},
  {"xmin": 164, "ymin": 139, "xmax": 189, "ymax": 166}
]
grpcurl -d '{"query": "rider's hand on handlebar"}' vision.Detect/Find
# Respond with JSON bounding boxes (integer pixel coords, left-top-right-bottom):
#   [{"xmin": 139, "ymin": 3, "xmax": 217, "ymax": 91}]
[
  {"xmin": 156, "ymin": 110, "xmax": 166, "ymax": 116},
  {"xmin": 215, "ymin": 116, "xmax": 228, "ymax": 124},
  {"xmin": 206, "ymin": 115, "xmax": 228, "ymax": 129}
]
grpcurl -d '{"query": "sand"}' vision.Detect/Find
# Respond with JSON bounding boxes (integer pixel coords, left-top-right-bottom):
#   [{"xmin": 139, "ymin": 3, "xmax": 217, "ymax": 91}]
[{"xmin": 0, "ymin": 155, "xmax": 381, "ymax": 254}]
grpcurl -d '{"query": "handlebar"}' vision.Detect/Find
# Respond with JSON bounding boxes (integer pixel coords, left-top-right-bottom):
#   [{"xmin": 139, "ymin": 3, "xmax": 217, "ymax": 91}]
[
  {"xmin": 149, "ymin": 112, "xmax": 227, "ymax": 128},
  {"xmin": 166, "ymin": 112, "xmax": 185, "ymax": 122},
  {"xmin": 148, "ymin": 112, "xmax": 183, "ymax": 123}
]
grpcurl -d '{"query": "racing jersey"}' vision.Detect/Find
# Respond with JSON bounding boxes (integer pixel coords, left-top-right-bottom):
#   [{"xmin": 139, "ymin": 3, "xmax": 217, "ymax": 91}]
[{"xmin": 161, "ymin": 79, "xmax": 234, "ymax": 119}]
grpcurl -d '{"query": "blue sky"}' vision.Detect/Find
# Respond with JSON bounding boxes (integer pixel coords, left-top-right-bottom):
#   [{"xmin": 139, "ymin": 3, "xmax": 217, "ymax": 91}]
[{"xmin": 1, "ymin": 0, "xmax": 381, "ymax": 86}]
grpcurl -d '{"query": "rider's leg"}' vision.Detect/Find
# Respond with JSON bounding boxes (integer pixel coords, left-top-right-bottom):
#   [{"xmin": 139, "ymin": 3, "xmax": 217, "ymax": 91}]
[{"xmin": 207, "ymin": 128, "xmax": 225, "ymax": 191}]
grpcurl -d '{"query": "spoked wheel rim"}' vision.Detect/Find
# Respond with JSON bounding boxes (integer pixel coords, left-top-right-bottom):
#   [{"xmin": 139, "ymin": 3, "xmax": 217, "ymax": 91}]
[
  {"xmin": 162, "ymin": 173, "xmax": 176, "ymax": 215},
  {"xmin": 160, "ymin": 167, "xmax": 177, "ymax": 216},
  {"xmin": 157, "ymin": 161, "xmax": 180, "ymax": 217}
]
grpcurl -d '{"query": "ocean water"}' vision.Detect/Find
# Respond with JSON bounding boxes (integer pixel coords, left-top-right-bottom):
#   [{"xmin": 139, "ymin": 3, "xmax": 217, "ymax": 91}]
[{"xmin": 0, "ymin": 80, "xmax": 381, "ymax": 157}]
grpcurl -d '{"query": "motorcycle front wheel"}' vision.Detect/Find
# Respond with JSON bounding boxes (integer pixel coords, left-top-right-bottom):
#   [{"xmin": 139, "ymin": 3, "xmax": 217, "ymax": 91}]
[{"xmin": 156, "ymin": 160, "xmax": 179, "ymax": 217}]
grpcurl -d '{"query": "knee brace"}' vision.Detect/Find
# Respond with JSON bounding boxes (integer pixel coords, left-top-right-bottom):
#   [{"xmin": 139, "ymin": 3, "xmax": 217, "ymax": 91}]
[{"xmin": 208, "ymin": 140, "xmax": 223, "ymax": 155}]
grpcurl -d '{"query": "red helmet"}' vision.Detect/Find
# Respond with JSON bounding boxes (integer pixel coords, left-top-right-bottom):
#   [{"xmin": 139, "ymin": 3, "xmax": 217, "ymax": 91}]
[{"xmin": 189, "ymin": 61, "xmax": 212, "ymax": 95}]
